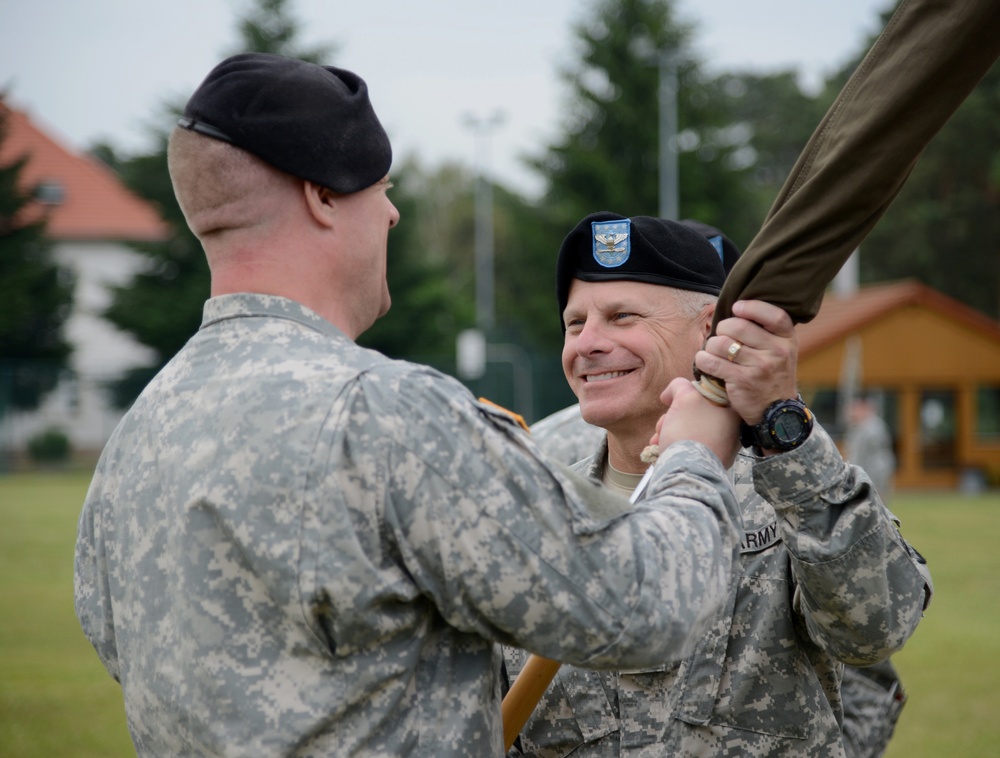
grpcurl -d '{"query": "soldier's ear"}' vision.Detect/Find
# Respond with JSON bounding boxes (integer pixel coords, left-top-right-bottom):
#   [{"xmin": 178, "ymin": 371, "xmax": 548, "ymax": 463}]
[
  {"xmin": 303, "ymin": 181, "xmax": 337, "ymax": 229},
  {"xmin": 700, "ymin": 302, "xmax": 716, "ymax": 337}
]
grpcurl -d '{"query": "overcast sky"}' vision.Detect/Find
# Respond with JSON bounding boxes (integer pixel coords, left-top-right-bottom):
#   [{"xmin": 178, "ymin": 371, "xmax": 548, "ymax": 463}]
[{"xmin": 0, "ymin": 0, "xmax": 891, "ymax": 197}]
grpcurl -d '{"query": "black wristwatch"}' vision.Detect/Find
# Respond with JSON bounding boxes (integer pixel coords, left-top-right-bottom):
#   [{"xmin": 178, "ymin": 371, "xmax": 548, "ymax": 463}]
[{"xmin": 740, "ymin": 396, "xmax": 814, "ymax": 452}]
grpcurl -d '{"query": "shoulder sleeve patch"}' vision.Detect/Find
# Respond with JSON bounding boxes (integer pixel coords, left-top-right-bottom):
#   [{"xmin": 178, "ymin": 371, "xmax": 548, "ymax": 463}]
[{"xmin": 477, "ymin": 396, "xmax": 530, "ymax": 433}]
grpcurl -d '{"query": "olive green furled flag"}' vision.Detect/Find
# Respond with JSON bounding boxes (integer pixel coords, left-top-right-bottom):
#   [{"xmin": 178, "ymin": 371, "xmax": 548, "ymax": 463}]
[{"xmin": 712, "ymin": 0, "xmax": 1000, "ymax": 333}]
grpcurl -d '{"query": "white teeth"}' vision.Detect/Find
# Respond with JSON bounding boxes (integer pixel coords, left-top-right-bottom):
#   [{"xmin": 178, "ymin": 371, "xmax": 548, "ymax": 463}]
[{"xmin": 586, "ymin": 370, "xmax": 630, "ymax": 382}]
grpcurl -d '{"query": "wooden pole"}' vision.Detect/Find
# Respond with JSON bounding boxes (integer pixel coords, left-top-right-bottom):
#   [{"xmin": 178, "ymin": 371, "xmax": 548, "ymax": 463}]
[{"xmin": 501, "ymin": 655, "xmax": 562, "ymax": 751}]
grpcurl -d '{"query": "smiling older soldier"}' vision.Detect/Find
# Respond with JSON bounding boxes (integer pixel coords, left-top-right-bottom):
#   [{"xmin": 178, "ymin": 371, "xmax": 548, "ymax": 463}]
[{"xmin": 504, "ymin": 212, "xmax": 932, "ymax": 758}]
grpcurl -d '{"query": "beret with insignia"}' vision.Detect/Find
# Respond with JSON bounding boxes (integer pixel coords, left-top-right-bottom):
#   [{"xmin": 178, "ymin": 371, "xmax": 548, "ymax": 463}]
[
  {"xmin": 556, "ymin": 212, "xmax": 738, "ymax": 328},
  {"xmin": 178, "ymin": 53, "xmax": 392, "ymax": 194}
]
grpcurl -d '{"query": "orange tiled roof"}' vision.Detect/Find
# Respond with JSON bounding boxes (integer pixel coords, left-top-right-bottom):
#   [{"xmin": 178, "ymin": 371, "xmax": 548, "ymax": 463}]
[
  {"xmin": 1, "ymin": 102, "xmax": 169, "ymax": 242},
  {"xmin": 796, "ymin": 279, "xmax": 1000, "ymax": 355}
]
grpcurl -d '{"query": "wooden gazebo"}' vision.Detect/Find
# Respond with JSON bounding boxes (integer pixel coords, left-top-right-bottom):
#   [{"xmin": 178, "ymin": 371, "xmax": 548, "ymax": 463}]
[{"xmin": 796, "ymin": 280, "xmax": 1000, "ymax": 490}]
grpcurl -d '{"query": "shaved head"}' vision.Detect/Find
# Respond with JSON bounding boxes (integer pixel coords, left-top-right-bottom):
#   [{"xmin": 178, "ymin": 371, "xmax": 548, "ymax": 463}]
[{"xmin": 167, "ymin": 127, "xmax": 299, "ymax": 244}]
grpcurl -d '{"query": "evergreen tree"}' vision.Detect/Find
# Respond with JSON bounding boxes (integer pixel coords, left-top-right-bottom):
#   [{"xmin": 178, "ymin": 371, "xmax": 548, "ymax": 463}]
[
  {"xmin": 0, "ymin": 103, "xmax": 74, "ymax": 410},
  {"xmin": 227, "ymin": 0, "xmax": 333, "ymax": 62},
  {"xmin": 716, "ymin": 69, "xmax": 828, "ymax": 234},
  {"xmin": 531, "ymin": 0, "xmax": 763, "ymax": 226},
  {"xmin": 99, "ymin": 132, "xmax": 208, "ymax": 406}
]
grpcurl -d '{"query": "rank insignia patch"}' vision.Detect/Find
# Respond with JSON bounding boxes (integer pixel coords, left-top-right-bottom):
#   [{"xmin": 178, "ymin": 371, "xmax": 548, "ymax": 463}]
[{"xmin": 592, "ymin": 219, "xmax": 630, "ymax": 268}]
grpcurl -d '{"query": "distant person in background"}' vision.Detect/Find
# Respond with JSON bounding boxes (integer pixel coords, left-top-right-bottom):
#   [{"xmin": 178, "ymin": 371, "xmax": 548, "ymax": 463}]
[
  {"xmin": 844, "ymin": 393, "xmax": 897, "ymax": 503},
  {"xmin": 840, "ymin": 392, "xmax": 906, "ymax": 757}
]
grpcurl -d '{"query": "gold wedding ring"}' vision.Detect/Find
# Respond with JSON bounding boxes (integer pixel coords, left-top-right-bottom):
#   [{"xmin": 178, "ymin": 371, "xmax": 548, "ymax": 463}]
[{"xmin": 726, "ymin": 341, "xmax": 743, "ymax": 362}]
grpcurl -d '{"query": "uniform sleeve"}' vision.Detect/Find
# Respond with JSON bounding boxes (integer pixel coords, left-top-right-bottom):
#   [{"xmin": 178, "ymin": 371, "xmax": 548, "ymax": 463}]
[
  {"xmin": 74, "ymin": 465, "xmax": 122, "ymax": 683},
  {"xmin": 378, "ymin": 369, "xmax": 743, "ymax": 670},
  {"xmin": 750, "ymin": 423, "xmax": 932, "ymax": 665}
]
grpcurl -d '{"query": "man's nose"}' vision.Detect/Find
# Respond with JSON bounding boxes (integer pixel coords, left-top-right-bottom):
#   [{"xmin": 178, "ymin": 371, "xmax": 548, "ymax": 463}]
[{"xmin": 574, "ymin": 319, "xmax": 612, "ymax": 355}]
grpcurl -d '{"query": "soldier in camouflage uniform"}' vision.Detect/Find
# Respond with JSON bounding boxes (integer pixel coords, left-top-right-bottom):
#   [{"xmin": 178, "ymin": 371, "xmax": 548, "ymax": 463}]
[
  {"xmin": 504, "ymin": 212, "xmax": 932, "ymax": 757},
  {"xmin": 528, "ymin": 405, "xmax": 910, "ymax": 758},
  {"xmin": 73, "ymin": 54, "xmax": 753, "ymax": 757}
]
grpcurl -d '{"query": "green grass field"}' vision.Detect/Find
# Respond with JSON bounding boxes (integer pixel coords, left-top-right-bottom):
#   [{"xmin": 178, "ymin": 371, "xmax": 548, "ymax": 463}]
[{"xmin": 1, "ymin": 472, "xmax": 998, "ymax": 757}]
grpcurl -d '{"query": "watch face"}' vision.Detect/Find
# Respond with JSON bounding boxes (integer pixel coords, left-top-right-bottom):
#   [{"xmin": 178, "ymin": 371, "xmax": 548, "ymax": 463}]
[{"xmin": 773, "ymin": 409, "xmax": 806, "ymax": 444}]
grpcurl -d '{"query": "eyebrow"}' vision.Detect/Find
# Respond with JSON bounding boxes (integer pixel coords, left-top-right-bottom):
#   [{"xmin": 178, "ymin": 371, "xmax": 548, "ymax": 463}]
[
  {"xmin": 568, "ymin": 299, "xmax": 639, "ymax": 316},
  {"xmin": 601, "ymin": 300, "xmax": 637, "ymax": 312}
]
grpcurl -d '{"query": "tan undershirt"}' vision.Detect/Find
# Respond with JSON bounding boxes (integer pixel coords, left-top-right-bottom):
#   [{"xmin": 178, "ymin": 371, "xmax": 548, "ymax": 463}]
[{"xmin": 601, "ymin": 457, "xmax": 645, "ymax": 498}]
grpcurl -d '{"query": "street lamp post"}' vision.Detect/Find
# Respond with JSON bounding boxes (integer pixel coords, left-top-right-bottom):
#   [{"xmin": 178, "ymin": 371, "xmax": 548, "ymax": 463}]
[
  {"xmin": 656, "ymin": 51, "xmax": 679, "ymax": 221},
  {"xmin": 463, "ymin": 111, "xmax": 505, "ymax": 335},
  {"xmin": 632, "ymin": 36, "xmax": 679, "ymax": 220}
]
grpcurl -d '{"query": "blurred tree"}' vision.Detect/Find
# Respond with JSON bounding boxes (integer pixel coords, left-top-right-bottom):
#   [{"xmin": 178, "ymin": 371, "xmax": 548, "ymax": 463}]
[
  {"xmin": 717, "ymin": 70, "xmax": 829, "ymax": 232},
  {"xmin": 0, "ymin": 102, "xmax": 75, "ymax": 410},
  {"xmin": 531, "ymin": 0, "xmax": 769, "ymax": 227},
  {"xmin": 388, "ymin": 159, "xmax": 478, "ymax": 312},
  {"xmin": 229, "ymin": 0, "xmax": 332, "ymax": 60},
  {"xmin": 492, "ymin": 186, "xmax": 565, "ymax": 350},
  {"xmin": 97, "ymin": 133, "xmax": 208, "ymax": 407}
]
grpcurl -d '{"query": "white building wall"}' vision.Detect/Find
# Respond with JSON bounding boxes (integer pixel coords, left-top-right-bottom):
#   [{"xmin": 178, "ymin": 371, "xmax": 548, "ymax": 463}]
[{"xmin": 2, "ymin": 240, "xmax": 156, "ymax": 454}]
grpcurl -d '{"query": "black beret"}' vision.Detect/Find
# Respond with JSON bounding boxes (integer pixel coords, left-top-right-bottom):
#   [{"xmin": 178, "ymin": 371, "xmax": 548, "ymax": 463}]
[
  {"xmin": 179, "ymin": 53, "xmax": 392, "ymax": 194},
  {"xmin": 556, "ymin": 212, "xmax": 732, "ymax": 327}
]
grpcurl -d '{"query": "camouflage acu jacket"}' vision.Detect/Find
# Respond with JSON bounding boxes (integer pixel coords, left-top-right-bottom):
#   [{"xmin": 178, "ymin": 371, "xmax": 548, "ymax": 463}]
[
  {"xmin": 506, "ymin": 427, "xmax": 932, "ymax": 757},
  {"xmin": 75, "ymin": 294, "xmax": 745, "ymax": 757}
]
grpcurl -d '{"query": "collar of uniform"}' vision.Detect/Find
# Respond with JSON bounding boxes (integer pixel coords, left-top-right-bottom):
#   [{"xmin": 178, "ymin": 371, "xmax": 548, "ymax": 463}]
[
  {"xmin": 570, "ymin": 434, "xmax": 609, "ymax": 482},
  {"xmin": 200, "ymin": 293, "xmax": 348, "ymax": 341}
]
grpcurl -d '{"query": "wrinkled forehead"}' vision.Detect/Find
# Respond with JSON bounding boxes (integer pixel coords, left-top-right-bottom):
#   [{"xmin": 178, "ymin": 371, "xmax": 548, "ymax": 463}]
[{"xmin": 564, "ymin": 278, "xmax": 681, "ymax": 313}]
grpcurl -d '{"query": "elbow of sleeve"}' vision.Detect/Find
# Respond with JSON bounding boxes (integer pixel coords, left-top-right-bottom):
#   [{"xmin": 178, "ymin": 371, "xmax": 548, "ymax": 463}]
[
  {"xmin": 825, "ymin": 589, "xmax": 927, "ymax": 665},
  {"xmin": 800, "ymin": 564, "xmax": 930, "ymax": 666}
]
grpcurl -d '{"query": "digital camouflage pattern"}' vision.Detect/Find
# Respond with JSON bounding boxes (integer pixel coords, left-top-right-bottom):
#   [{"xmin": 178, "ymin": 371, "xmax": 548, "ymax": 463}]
[
  {"xmin": 839, "ymin": 660, "xmax": 906, "ymax": 758},
  {"xmin": 508, "ymin": 413, "xmax": 931, "ymax": 757},
  {"xmin": 75, "ymin": 294, "xmax": 746, "ymax": 757},
  {"xmin": 527, "ymin": 405, "xmax": 605, "ymax": 467}
]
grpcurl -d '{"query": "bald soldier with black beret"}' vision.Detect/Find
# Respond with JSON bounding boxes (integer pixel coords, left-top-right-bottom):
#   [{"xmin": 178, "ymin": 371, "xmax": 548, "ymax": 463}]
[
  {"xmin": 504, "ymin": 212, "xmax": 932, "ymax": 757},
  {"xmin": 73, "ymin": 55, "xmax": 755, "ymax": 756}
]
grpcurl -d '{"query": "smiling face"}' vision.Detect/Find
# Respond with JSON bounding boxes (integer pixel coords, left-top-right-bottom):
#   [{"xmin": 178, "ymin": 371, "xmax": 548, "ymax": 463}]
[{"xmin": 561, "ymin": 278, "xmax": 714, "ymax": 441}]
